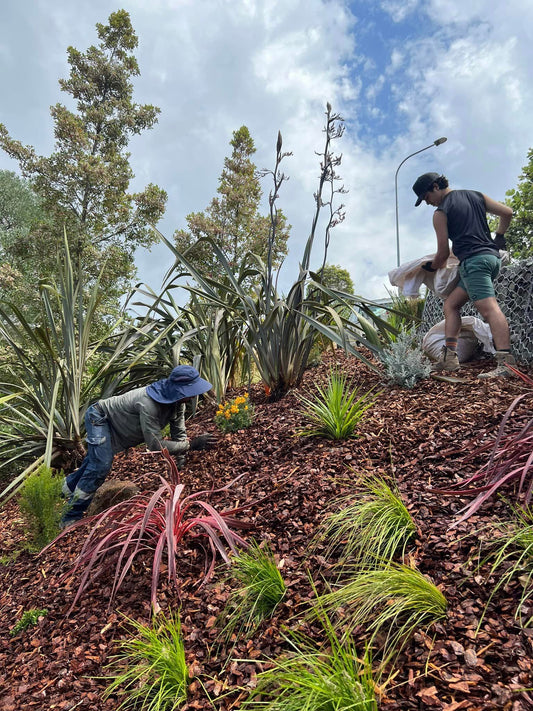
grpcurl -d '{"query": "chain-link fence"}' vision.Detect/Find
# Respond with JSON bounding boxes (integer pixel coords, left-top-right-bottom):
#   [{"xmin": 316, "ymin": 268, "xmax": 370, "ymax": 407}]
[{"xmin": 419, "ymin": 257, "xmax": 533, "ymax": 364}]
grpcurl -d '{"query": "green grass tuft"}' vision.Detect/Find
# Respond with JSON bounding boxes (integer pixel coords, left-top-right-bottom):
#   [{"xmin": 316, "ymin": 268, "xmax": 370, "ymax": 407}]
[
  {"xmin": 314, "ymin": 475, "xmax": 417, "ymax": 569},
  {"xmin": 241, "ymin": 605, "xmax": 378, "ymax": 710},
  {"xmin": 104, "ymin": 611, "xmax": 190, "ymax": 711},
  {"xmin": 313, "ymin": 562, "xmax": 447, "ymax": 660},
  {"xmin": 219, "ymin": 541, "xmax": 286, "ymax": 641}
]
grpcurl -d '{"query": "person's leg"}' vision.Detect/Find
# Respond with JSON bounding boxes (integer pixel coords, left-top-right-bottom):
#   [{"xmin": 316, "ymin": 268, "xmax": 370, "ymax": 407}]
[
  {"xmin": 62, "ymin": 405, "xmax": 114, "ymax": 526},
  {"xmin": 62, "ymin": 457, "xmax": 88, "ymax": 498},
  {"xmin": 433, "ymin": 286, "xmax": 469, "ymax": 371},
  {"xmin": 474, "ymin": 297, "xmax": 510, "ymax": 350},
  {"xmin": 443, "ymin": 286, "xmax": 469, "ymax": 340},
  {"xmin": 458, "ymin": 253, "xmax": 515, "ymax": 378}
]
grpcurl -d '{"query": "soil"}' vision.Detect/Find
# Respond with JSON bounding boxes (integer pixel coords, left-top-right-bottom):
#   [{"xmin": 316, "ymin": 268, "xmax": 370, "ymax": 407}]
[{"xmin": 1, "ymin": 350, "xmax": 532, "ymax": 711}]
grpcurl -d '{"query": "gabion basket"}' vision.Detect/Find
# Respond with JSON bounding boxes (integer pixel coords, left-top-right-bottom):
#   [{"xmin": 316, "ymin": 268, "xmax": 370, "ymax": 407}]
[{"xmin": 418, "ymin": 257, "xmax": 533, "ymax": 365}]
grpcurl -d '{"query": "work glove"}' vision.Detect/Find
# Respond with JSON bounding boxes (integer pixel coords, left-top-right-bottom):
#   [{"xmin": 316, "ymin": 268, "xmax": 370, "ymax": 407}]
[
  {"xmin": 493, "ymin": 233, "xmax": 507, "ymax": 250},
  {"xmin": 189, "ymin": 433, "xmax": 217, "ymax": 451}
]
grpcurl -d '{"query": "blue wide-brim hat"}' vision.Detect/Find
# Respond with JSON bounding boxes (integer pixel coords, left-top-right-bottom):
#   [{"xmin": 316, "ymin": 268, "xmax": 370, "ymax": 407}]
[{"xmin": 146, "ymin": 365, "xmax": 212, "ymax": 404}]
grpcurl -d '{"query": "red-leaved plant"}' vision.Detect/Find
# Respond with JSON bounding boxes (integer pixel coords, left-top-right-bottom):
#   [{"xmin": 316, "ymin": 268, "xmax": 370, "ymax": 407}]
[
  {"xmin": 433, "ymin": 365, "xmax": 533, "ymax": 527},
  {"xmin": 42, "ymin": 450, "xmax": 252, "ymax": 611}
]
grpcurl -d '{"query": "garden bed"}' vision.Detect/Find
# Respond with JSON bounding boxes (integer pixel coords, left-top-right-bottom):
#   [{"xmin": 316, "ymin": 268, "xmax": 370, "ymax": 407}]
[{"xmin": 1, "ymin": 350, "xmax": 532, "ymax": 710}]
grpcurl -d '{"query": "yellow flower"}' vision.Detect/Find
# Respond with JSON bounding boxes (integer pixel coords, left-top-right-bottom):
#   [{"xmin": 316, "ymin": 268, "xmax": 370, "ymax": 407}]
[
  {"xmin": 230, "ymin": 405, "xmax": 239, "ymax": 413},
  {"xmin": 244, "ymin": 405, "xmax": 248, "ymax": 410},
  {"xmin": 224, "ymin": 411, "xmax": 231, "ymax": 419}
]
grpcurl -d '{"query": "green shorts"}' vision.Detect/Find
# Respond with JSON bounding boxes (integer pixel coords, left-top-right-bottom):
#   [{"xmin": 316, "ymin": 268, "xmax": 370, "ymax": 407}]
[{"xmin": 457, "ymin": 253, "xmax": 501, "ymax": 302}]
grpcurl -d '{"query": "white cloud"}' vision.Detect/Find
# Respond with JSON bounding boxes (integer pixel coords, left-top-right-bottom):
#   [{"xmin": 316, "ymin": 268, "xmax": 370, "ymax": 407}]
[{"xmin": 0, "ymin": 0, "xmax": 532, "ymax": 302}]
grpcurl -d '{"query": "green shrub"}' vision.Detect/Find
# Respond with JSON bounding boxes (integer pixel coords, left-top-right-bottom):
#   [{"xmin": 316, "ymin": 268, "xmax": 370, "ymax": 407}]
[
  {"xmin": 219, "ymin": 541, "xmax": 286, "ymax": 641},
  {"xmin": 297, "ymin": 369, "xmax": 379, "ymax": 440},
  {"xmin": 215, "ymin": 392, "xmax": 254, "ymax": 433},
  {"xmin": 18, "ymin": 464, "xmax": 63, "ymax": 551},
  {"xmin": 380, "ymin": 331, "xmax": 431, "ymax": 388},
  {"xmin": 11, "ymin": 608, "xmax": 48, "ymax": 636},
  {"xmin": 104, "ymin": 611, "xmax": 189, "ymax": 711}
]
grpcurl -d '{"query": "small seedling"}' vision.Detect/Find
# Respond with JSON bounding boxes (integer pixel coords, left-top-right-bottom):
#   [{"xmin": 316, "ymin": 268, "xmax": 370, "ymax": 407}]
[{"xmin": 11, "ymin": 609, "xmax": 48, "ymax": 636}]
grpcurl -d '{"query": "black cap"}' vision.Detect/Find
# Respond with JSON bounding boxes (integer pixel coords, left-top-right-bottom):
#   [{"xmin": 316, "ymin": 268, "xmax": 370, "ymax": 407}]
[{"xmin": 412, "ymin": 172, "xmax": 440, "ymax": 206}]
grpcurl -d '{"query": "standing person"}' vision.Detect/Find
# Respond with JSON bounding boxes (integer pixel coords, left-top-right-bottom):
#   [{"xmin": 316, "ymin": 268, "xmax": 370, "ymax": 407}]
[
  {"xmin": 61, "ymin": 365, "xmax": 216, "ymax": 528},
  {"xmin": 412, "ymin": 172, "xmax": 515, "ymax": 377}
]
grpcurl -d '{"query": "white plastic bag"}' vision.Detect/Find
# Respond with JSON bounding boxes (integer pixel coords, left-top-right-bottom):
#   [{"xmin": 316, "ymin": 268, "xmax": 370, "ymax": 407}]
[
  {"xmin": 388, "ymin": 254, "xmax": 460, "ymax": 300},
  {"xmin": 422, "ymin": 316, "xmax": 495, "ymax": 363}
]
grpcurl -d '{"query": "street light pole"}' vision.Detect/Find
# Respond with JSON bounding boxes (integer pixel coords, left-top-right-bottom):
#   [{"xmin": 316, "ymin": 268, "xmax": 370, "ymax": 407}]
[{"xmin": 394, "ymin": 137, "xmax": 447, "ymax": 267}]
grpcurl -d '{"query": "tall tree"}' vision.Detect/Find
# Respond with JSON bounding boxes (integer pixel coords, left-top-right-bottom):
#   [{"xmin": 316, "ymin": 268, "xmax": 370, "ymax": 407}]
[
  {"xmin": 0, "ymin": 10, "xmax": 167, "ymax": 301},
  {"xmin": 174, "ymin": 126, "xmax": 290, "ymax": 279},
  {"xmin": 505, "ymin": 147, "xmax": 533, "ymax": 259},
  {"xmin": 0, "ymin": 170, "xmax": 46, "ymax": 308},
  {"xmin": 314, "ymin": 263, "xmax": 354, "ymax": 295}
]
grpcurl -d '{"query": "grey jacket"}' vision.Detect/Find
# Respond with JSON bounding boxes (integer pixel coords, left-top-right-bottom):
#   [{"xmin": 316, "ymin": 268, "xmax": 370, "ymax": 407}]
[{"xmin": 97, "ymin": 387, "xmax": 190, "ymax": 456}]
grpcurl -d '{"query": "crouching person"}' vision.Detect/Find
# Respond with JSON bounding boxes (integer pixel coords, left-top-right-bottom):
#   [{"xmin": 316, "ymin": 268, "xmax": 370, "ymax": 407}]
[{"xmin": 61, "ymin": 365, "xmax": 215, "ymax": 528}]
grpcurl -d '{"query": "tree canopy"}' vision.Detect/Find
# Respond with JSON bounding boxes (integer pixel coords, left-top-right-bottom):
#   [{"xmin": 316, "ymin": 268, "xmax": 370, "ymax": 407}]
[
  {"xmin": 505, "ymin": 147, "xmax": 533, "ymax": 259},
  {"xmin": 0, "ymin": 10, "xmax": 167, "ymax": 303},
  {"xmin": 174, "ymin": 126, "xmax": 290, "ymax": 280}
]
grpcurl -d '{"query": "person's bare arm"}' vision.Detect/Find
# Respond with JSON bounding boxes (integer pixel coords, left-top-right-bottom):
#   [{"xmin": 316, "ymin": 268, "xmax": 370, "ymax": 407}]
[
  {"xmin": 483, "ymin": 194, "xmax": 513, "ymax": 234},
  {"xmin": 430, "ymin": 210, "xmax": 450, "ymax": 269}
]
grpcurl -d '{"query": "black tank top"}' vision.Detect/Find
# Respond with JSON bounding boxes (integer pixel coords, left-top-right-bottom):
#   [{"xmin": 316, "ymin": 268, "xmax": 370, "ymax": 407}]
[{"xmin": 436, "ymin": 189, "xmax": 499, "ymax": 262}]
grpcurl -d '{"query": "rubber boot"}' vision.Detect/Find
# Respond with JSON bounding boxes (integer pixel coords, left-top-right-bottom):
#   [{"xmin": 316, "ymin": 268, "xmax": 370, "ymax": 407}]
[
  {"xmin": 432, "ymin": 346, "xmax": 460, "ymax": 372},
  {"xmin": 478, "ymin": 351, "xmax": 516, "ymax": 379}
]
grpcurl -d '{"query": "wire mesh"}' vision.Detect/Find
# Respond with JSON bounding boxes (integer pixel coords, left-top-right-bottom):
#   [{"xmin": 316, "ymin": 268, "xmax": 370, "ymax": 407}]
[{"xmin": 419, "ymin": 257, "xmax": 533, "ymax": 364}]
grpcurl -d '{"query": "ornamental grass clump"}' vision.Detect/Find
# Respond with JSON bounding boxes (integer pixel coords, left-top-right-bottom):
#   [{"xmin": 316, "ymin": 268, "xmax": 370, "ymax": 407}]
[
  {"xmin": 219, "ymin": 541, "xmax": 286, "ymax": 641},
  {"xmin": 314, "ymin": 476, "xmax": 417, "ymax": 569},
  {"xmin": 313, "ymin": 562, "xmax": 447, "ymax": 660},
  {"xmin": 104, "ymin": 611, "xmax": 189, "ymax": 711},
  {"xmin": 241, "ymin": 605, "xmax": 378, "ymax": 711},
  {"xmin": 297, "ymin": 369, "xmax": 379, "ymax": 440},
  {"xmin": 215, "ymin": 392, "xmax": 254, "ymax": 433}
]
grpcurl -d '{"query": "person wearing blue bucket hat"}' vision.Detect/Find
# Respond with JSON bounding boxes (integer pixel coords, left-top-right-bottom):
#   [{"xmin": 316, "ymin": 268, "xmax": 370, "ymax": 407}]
[{"xmin": 61, "ymin": 366, "xmax": 215, "ymax": 528}]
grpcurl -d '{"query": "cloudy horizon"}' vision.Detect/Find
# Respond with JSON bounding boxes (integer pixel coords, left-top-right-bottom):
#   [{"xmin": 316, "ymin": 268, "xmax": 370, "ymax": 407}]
[{"xmin": 1, "ymin": 0, "xmax": 531, "ymax": 301}]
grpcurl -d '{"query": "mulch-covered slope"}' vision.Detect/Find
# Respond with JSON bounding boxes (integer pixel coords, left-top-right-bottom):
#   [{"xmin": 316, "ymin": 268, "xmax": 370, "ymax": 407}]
[{"xmin": 1, "ymin": 351, "xmax": 532, "ymax": 711}]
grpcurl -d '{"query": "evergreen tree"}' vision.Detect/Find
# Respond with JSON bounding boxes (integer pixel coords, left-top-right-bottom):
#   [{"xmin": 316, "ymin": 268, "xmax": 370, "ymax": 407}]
[
  {"xmin": 174, "ymin": 126, "xmax": 290, "ymax": 279},
  {"xmin": 0, "ymin": 10, "xmax": 167, "ymax": 303},
  {"xmin": 505, "ymin": 148, "xmax": 533, "ymax": 259},
  {"xmin": 0, "ymin": 170, "xmax": 45, "ymax": 302}
]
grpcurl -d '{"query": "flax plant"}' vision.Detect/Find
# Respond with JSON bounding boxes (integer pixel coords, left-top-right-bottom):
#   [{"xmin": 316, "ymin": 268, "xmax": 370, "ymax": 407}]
[
  {"xmin": 104, "ymin": 611, "xmax": 190, "ymax": 711},
  {"xmin": 298, "ymin": 369, "xmax": 379, "ymax": 440},
  {"xmin": 156, "ymin": 105, "xmax": 397, "ymax": 402},
  {"xmin": 241, "ymin": 605, "xmax": 378, "ymax": 710},
  {"xmin": 313, "ymin": 562, "xmax": 447, "ymax": 660},
  {"xmin": 315, "ymin": 476, "xmax": 417, "ymax": 568},
  {"xmin": 0, "ymin": 235, "xmax": 179, "ymax": 505},
  {"xmin": 479, "ymin": 506, "xmax": 533, "ymax": 625},
  {"xmin": 219, "ymin": 541, "xmax": 286, "ymax": 641}
]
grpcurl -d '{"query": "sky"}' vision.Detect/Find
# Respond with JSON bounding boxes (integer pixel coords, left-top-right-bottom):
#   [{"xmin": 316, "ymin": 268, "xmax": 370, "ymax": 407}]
[{"xmin": 0, "ymin": 0, "xmax": 532, "ymax": 301}]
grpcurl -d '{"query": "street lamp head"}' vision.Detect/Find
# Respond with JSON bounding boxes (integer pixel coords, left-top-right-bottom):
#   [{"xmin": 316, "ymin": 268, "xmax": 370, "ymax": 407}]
[{"xmin": 434, "ymin": 136, "xmax": 447, "ymax": 146}]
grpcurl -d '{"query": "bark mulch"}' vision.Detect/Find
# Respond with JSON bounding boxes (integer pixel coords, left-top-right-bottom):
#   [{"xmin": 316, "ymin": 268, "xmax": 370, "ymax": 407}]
[{"xmin": 1, "ymin": 350, "xmax": 532, "ymax": 710}]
